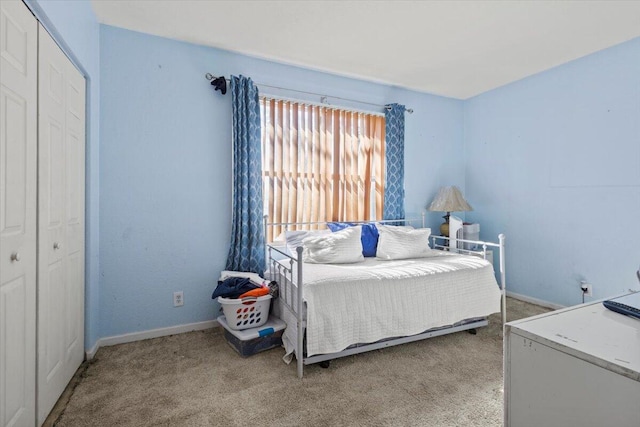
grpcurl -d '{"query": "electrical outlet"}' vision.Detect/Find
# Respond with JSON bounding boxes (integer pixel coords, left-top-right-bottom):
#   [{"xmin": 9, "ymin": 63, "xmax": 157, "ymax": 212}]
[
  {"xmin": 173, "ymin": 291, "xmax": 184, "ymax": 307},
  {"xmin": 584, "ymin": 284, "xmax": 593, "ymax": 297},
  {"xmin": 580, "ymin": 281, "xmax": 593, "ymax": 297}
]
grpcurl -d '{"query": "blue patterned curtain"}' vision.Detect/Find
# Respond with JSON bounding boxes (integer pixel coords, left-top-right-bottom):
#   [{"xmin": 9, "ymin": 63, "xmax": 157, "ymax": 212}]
[
  {"xmin": 383, "ymin": 103, "xmax": 406, "ymax": 220},
  {"xmin": 225, "ymin": 76, "xmax": 265, "ymax": 275}
]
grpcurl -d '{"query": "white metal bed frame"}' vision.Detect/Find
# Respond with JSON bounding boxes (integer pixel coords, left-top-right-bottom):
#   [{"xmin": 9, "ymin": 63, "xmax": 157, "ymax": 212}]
[{"xmin": 264, "ymin": 214, "xmax": 506, "ymax": 378}]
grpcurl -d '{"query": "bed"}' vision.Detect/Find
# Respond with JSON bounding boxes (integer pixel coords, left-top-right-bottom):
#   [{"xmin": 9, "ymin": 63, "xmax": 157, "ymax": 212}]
[{"xmin": 264, "ymin": 216, "xmax": 506, "ymax": 378}]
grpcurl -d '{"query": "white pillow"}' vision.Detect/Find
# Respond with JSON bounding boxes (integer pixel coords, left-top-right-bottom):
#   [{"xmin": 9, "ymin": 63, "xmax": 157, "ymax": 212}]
[
  {"xmin": 285, "ymin": 229, "xmax": 331, "ymax": 255},
  {"xmin": 268, "ymin": 231, "xmax": 287, "ymax": 249},
  {"xmin": 302, "ymin": 226, "xmax": 364, "ymax": 264},
  {"xmin": 376, "ymin": 225, "xmax": 432, "ymax": 260},
  {"xmin": 395, "ymin": 224, "xmax": 415, "ymax": 230}
]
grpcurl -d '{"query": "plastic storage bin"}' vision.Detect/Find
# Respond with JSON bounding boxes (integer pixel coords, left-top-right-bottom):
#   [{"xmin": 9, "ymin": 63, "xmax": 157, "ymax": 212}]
[
  {"xmin": 218, "ymin": 294, "xmax": 272, "ymax": 330},
  {"xmin": 462, "ymin": 223, "xmax": 480, "ymax": 250},
  {"xmin": 218, "ymin": 315, "xmax": 286, "ymax": 357}
]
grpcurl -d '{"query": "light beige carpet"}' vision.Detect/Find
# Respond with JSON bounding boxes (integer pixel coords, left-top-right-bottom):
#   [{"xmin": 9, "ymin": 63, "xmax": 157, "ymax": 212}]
[{"xmin": 51, "ymin": 298, "xmax": 548, "ymax": 427}]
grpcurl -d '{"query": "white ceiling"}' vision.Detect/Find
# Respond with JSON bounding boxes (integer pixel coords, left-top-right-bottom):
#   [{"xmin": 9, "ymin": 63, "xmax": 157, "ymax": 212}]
[{"xmin": 91, "ymin": 1, "xmax": 640, "ymax": 99}]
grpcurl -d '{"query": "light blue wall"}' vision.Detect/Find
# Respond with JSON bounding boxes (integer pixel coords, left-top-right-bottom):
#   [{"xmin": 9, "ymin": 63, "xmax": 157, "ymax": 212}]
[
  {"xmin": 99, "ymin": 25, "xmax": 463, "ymax": 337},
  {"xmin": 464, "ymin": 37, "xmax": 640, "ymax": 306},
  {"xmin": 24, "ymin": 2, "xmax": 640, "ymax": 340},
  {"xmin": 19, "ymin": 1, "xmax": 640, "ymax": 340},
  {"xmin": 26, "ymin": 0, "xmax": 101, "ymax": 351}
]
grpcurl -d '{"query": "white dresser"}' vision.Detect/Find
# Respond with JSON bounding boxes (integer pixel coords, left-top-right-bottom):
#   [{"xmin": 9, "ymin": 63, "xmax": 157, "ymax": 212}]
[{"xmin": 504, "ymin": 296, "xmax": 640, "ymax": 427}]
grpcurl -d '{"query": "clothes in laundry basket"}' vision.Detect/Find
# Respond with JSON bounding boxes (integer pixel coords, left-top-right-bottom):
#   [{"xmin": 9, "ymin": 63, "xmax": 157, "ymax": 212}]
[
  {"xmin": 211, "ymin": 277, "xmax": 260, "ymax": 299},
  {"xmin": 238, "ymin": 286, "xmax": 270, "ymax": 298}
]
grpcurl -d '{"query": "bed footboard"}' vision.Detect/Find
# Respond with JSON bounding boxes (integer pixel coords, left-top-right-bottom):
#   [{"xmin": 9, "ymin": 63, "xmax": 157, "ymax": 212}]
[
  {"xmin": 431, "ymin": 234, "xmax": 507, "ymax": 325},
  {"xmin": 266, "ymin": 245, "xmax": 305, "ymax": 378}
]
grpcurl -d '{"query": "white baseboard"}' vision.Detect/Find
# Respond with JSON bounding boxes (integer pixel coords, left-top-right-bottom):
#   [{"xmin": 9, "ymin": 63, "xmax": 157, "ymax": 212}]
[
  {"xmin": 85, "ymin": 341, "xmax": 100, "ymax": 360},
  {"xmin": 85, "ymin": 319, "xmax": 219, "ymax": 360},
  {"xmin": 82, "ymin": 292, "xmax": 563, "ymax": 359},
  {"xmin": 507, "ymin": 290, "xmax": 565, "ymax": 310}
]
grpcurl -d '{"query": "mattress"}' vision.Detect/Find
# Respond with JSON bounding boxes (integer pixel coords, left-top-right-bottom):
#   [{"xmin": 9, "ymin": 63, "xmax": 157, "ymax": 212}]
[{"xmin": 276, "ymin": 251, "xmax": 502, "ymax": 359}]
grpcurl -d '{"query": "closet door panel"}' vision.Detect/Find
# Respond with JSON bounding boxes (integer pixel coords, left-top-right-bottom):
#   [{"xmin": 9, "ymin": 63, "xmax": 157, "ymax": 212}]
[
  {"xmin": 65, "ymin": 65, "xmax": 84, "ymax": 257},
  {"xmin": 37, "ymin": 24, "xmax": 67, "ymax": 423},
  {"xmin": 0, "ymin": 277, "xmax": 28, "ymax": 427},
  {"xmin": 0, "ymin": 1, "xmax": 37, "ymax": 426},
  {"xmin": 37, "ymin": 23, "xmax": 86, "ymax": 425},
  {"xmin": 43, "ymin": 261, "xmax": 64, "ymax": 381},
  {"xmin": 64, "ymin": 64, "xmax": 84, "ymax": 375},
  {"xmin": 65, "ymin": 252, "xmax": 82, "ymax": 360},
  {"xmin": 37, "ymin": 23, "xmax": 85, "ymax": 425},
  {"xmin": 39, "ymin": 52, "xmax": 65, "ymax": 265}
]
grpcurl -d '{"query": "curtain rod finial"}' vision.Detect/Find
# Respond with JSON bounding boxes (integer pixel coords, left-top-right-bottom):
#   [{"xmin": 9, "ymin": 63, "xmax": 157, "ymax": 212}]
[{"xmin": 211, "ymin": 75, "xmax": 227, "ymax": 95}]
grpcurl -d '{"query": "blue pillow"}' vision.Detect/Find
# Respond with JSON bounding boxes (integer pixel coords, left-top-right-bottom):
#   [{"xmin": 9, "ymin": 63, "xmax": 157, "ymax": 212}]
[{"xmin": 327, "ymin": 222, "xmax": 379, "ymax": 257}]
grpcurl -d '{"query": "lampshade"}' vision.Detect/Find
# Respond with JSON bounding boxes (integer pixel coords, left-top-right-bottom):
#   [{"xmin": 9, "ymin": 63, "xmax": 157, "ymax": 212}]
[{"xmin": 428, "ymin": 186, "xmax": 473, "ymax": 213}]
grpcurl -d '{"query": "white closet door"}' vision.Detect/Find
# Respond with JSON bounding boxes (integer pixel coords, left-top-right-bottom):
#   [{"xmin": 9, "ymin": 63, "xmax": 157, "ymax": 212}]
[
  {"xmin": 0, "ymin": 1, "xmax": 38, "ymax": 426},
  {"xmin": 62, "ymin": 32, "xmax": 85, "ymax": 389},
  {"xmin": 37, "ymin": 24, "xmax": 85, "ymax": 425}
]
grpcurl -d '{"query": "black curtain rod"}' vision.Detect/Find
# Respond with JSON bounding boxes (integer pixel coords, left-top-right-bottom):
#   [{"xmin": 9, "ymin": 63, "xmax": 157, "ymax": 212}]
[{"xmin": 205, "ymin": 73, "xmax": 413, "ymax": 114}]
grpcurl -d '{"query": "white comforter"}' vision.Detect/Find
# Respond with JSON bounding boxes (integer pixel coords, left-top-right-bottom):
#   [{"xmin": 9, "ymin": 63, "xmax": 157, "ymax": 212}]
[{"xmin": 281, "ymin": 252, "xmax": 501, "ymax": 358}]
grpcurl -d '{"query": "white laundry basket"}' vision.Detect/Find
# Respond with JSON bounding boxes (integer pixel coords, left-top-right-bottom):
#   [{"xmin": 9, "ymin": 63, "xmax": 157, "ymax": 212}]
[{"xmin": 217, "ymin": 295, "xmax": 272, "ymax": 330}]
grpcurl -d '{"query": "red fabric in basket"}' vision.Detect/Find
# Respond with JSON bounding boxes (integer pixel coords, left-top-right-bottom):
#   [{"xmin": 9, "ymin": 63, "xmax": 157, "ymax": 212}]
[{"xmin": 238, "ymin": 286, "xmax": 270, "ymax": 299}]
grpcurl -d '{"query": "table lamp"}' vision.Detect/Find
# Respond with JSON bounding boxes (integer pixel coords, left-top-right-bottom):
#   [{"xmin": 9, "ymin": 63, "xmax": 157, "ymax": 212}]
[{"xmin": 427, "ymin": 186, "xmax": 473, "ymax": 236}]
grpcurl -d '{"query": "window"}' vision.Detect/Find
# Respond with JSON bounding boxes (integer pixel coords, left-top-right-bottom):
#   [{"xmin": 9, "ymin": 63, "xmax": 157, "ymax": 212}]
[{"xmin": 260, "ymin": 97, "xmax": 386, "ymax": 242}]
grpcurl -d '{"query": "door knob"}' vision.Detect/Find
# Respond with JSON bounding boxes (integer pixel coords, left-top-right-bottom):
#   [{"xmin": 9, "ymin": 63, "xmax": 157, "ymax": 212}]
[
  {"xmin": 53, "ymin": 242, "xmax": 62, "ymax": 250},
  {"xmin": 11, "ymin": 252, "xmax": 20, "ymax": 262}
]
